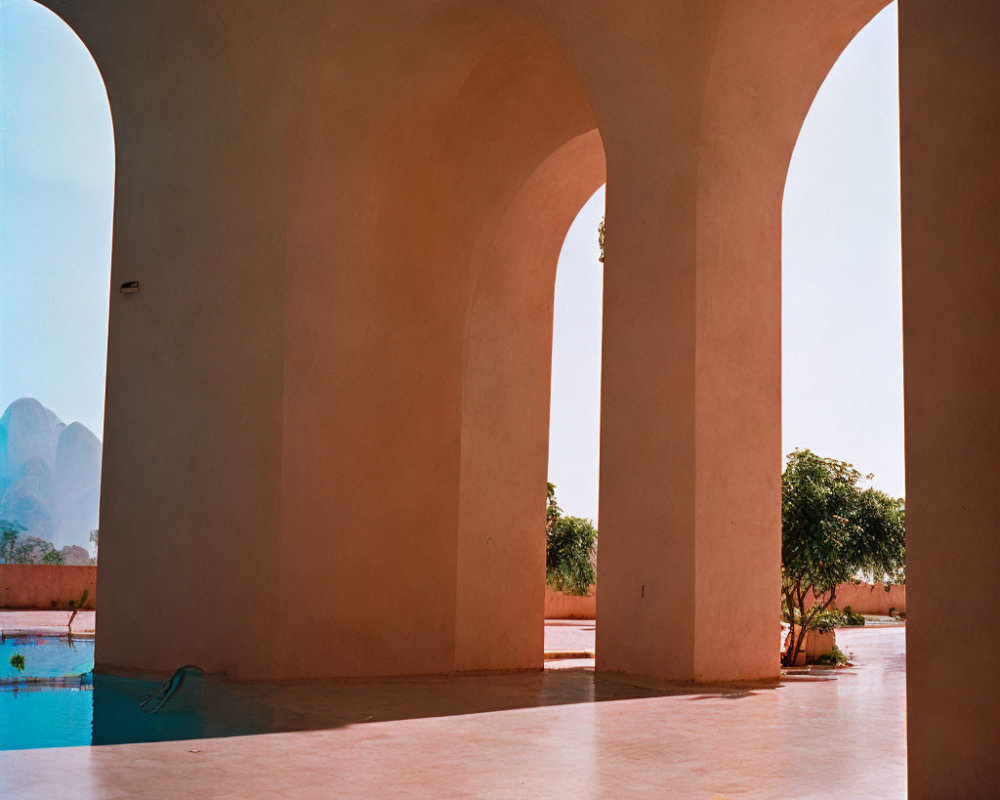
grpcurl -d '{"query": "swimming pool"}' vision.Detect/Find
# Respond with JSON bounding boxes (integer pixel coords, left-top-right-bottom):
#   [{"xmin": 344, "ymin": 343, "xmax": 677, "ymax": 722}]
[
  {"xmin": 1, "ymin": 634, "xmax": 96, "ymax": 750},
  {"xmin": 0, "ymin": 634, "xmax": 336, "ymax": 750},
  {"xmin": 1, "ymin": 634, "xmax": 94, "ymax": 683}
]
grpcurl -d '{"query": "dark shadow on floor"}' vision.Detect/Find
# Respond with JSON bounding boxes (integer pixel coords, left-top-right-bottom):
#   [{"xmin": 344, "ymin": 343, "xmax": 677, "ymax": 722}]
[{"xmin": 79, "ymin": 666, "xmax": 783, "ymax": 750}]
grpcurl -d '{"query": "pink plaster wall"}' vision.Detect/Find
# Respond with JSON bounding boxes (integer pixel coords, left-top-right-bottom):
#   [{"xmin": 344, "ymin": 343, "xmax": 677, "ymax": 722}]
[
  {"xmin": 0, "ymin": 565, "xmax": 97, "ymax": 610},
  {"xmin": 833, "ymin": 583, "xmax": 905, "ymax": 616},
  {"xmin": 545, "ymin": 582, "xmax": 904, "ymax": 621},
  {"xmin": 544, "ymin": 587, "xmax": 596, "ymax": 620},
  {"xmin": 805, "ymin": 583, "xmax": 906, "ymax": 616}
]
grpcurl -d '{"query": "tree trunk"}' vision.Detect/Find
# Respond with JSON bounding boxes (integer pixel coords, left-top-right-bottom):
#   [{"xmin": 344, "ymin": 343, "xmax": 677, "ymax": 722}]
[{"xmin": 783, "ymin": 584, "xmax": 837, "ymax": 668}]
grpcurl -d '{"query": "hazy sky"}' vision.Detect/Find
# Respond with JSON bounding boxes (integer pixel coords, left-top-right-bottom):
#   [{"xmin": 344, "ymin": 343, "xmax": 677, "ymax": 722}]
[
  {"xmin": 548, "ymin": 186, "xmax": 605, "ymax": 522},
  {"xmin": 2, "ymin": 1, "xmax": 903, "ymax": 511},
  {"xmin": 782, "ymin": 4, "xmax": 903, "ymax": 500},
  {"xmin": 549, "ymin": 4, "xmax": 903, "ymax": 521},
  {"xmin": 0, "ymin": 0, "xmax": 114, "ymax": 435}
]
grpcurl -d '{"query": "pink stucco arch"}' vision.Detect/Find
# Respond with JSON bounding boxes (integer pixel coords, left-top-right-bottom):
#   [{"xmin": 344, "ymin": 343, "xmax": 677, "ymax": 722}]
[
  {"xmin": 22, "ymin": 0, "xmax": 1000, "ymax": 792},
  {"xmin": 31, "ymin": 0, "xmax": 890, "ymax": 682},
  {"xmin": 456, "ymin": 129, "xmax": 605, "ymax": 670}
]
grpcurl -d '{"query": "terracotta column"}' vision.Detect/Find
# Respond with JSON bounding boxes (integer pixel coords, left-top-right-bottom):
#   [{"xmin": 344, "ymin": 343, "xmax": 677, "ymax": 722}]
[
  {"xmin": 596, "ymin": 140, "xmax": 782, "ymax": 683},
  {"xmin": 591, "ymin": 0, "xmax": 887, "ymax": 683},
  {"xmin": 901, "ymin": 2, "xmax": 1000, "ymax": 796}
]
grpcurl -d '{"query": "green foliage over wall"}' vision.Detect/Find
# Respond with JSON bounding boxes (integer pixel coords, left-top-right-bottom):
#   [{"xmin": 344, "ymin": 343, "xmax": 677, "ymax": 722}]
[{"xmin": 545, "ymin": 484, "xmax": 597, "ymax": 596}]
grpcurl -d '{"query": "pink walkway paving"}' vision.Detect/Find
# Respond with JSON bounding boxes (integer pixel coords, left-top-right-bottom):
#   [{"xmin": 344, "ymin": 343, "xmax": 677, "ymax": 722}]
[
  {"xmin": 544, "ymin": 619, "xmax": 595, "ymax": 654},
  {"xmin": 0, "ymin": 609, "xmax": 95, "ymax": 635},
  {"xmin": 0, "ymin": 626, "xmax": 905, "ymax": 799}
]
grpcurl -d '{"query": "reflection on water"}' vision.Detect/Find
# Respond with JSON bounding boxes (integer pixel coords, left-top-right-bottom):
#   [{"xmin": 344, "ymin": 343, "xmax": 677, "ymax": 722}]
[
  {"xmin": 1, "ymin": 635, "xmax": 95, "ymax": 750},
  {"xmin": 1, "ymin": 634, "xmax": 94, "ymax": 682},
  {"xmin": 0, "ymin": 635, "xmax": 337, "ymax": 751}
]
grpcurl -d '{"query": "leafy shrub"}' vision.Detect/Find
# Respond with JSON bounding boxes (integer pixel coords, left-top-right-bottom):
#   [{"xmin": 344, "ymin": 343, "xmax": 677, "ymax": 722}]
[
  {"xmin": 813, "ymin": 644, "xmax": 850, "ymax": 667},
  {"xmin": 841, "ymin": 605, "xmax": 865, "ymax": 626},
  {"xmin": 546, "ymin": 516, "xmax": 597, "ymax": 597},
  {"xmin": 809, "ymin": 610, "xmax": 843, "ymax": 633},
  {"xmin": 806, "ymin": 606, "xmax": 866, "ymax": 632}
]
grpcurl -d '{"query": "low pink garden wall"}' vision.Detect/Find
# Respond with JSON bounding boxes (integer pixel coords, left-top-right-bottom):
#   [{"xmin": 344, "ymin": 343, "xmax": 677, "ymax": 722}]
[
  {"xmin": 0, "ymin": 568, "xmax": 899, "ymax": 619},
  {"xmin": 0, "ymin": 565, "xmax": 97, "ymax": 610},
  {"xmin": 545, "ymin": 586, "xmax": 596, "ymax": 619},
  {"xmin": 546, "ymin": 581, "xmax": 904, "ymax": 621},
  {"xmin": 806, "ymin": 582, "xmax": 906, "ymax": 616}
]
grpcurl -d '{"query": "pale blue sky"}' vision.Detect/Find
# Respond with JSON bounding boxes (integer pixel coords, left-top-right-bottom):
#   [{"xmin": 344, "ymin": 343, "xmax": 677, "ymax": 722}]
[
  {"xmin": 0, "ymin": 0, "xmax": 114, "ymax": 435},
  {"xmin": 782, "ymin": 3, "xmax": 903, "ymax": 500},
  {"xmin": 1, "ymin": 1, "xmax": 903, "ymax": 515},
  {"xmin": 549, "ymin": 4, "xmax": 904, "ymax": 521}
]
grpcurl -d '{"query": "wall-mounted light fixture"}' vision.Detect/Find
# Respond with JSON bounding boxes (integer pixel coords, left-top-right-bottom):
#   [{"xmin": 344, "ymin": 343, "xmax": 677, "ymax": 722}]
[{"xmin": 120, "ymin": 281, "xmax": 140, "ymax": 295}]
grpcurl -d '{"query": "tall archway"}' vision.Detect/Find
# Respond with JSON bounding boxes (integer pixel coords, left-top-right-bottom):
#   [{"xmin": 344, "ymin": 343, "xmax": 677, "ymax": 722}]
[
  {"xmin": 783, "ymin": 4, "xmax": 903, "ymax": 495},
  {"xmin": 548, "ymin": 186, "xmax": 605, "ymax": 529},
  {"xmin": 0, "ymin": 0, "xmax": 113, "ymax": 564},
  {"xmin": 456, "ymin": 130, "xmax": 605, "ymax": 670},
  {"xmin": 274, "ymin": 12, "xmax": 608, "ymax": 678}
]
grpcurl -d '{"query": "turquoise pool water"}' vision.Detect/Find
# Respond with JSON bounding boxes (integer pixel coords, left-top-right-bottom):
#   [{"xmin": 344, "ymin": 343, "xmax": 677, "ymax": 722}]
[
  {"xmin": 1, "ymin": 634, "xmax": 96, "ymax": 750},
  {"xmin": 0, "ymin": 635, "xmax": 318, "ymax": 750},
  {"xmin": 1, "ymin": 634, "xmax": 94, "ymax": 682}
]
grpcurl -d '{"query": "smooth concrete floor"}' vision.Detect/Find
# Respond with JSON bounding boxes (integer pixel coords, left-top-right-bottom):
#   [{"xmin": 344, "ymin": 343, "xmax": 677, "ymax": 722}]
[{"xmin": 1, "ymin": 625, "xmax": 905, "ymax": 799}]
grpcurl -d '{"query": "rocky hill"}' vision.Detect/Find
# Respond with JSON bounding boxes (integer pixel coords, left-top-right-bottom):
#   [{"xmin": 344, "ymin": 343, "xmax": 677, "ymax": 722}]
[{"xmin": 0, "ymin": 398, "xmax": 101, "ymax": 551}]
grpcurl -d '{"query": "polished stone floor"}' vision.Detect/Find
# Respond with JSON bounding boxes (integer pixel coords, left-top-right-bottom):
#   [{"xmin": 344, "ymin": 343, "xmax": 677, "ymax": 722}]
[{"xmin": 0, "ymin": 625, "xmax": 905, "ymax": 799}]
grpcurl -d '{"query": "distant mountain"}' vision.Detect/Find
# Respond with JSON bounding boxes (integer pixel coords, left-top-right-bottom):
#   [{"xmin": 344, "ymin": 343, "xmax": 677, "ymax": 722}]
[{"xmin": 0, "ymin": 398, "xmax": 101, "ymax": 550}]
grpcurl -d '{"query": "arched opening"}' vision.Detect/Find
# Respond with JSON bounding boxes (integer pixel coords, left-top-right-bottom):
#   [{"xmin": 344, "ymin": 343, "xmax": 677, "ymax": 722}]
[
  {"xmin": 780, "ymin": 3, "xmax": 904, "ymax": 670},
  {"xmin": 251, "ymin": 8, "xmax": 611, "ymax": 679},
  {"xmin": 0, "ymin": 0, "xmax": 113, "ymax": 746},
  {"xmin": 0, "ymin": 1, "xmax": 112, "ymax": 581},
  {"xmin": 544, "ymin": 185, "xmax": 604, "ymax": 661},
  {"xmin": 548, "ymin": 187, "xmax": 605, "ymax": 529},
  {"xmin": 455, "ymin": 129, "xmax": 606, "ymax": 671}
]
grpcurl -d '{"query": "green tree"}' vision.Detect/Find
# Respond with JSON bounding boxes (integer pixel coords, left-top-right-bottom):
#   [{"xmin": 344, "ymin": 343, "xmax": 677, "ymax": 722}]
[
  {"xmin": 545, "ymin": 484, "xmax": 597, "ymax": 596},
  {"xmin": 546, "ymin": 482, "xmax": 562, "ymax": 533},
  {"xmin": 0, "ymin": 520, "xmax": 25, "ymax": 564},
  {"xmin": 781, "ymin": 449, "xmax": 905, "ymax": 667}
]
